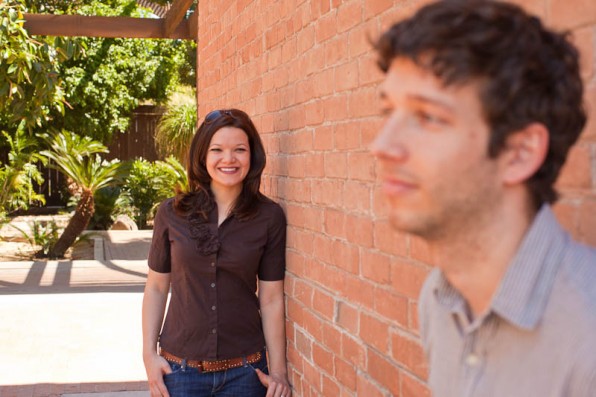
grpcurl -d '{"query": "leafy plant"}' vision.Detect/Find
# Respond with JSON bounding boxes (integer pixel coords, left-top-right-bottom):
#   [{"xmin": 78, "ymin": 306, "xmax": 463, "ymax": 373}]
[
  {"xmin": 40, "ymin": 131, "xmax": 129, "ymax": 258},
  {"xmin": 0, "ymin": 127, "xmax": 46, "ymax": 214},
  {"xmin": 0, "ymin": 0, "xmax": 83, "ymax": 132},
  {"xmin": 12, "ymin": 220, "xmax": 60, "ymax": 257},
  {"xmin": 124, "ymin": 156, "xmax": 188, "ymax": 229},
  {"xmin": 154, "ymin": 86, "xmax": 197, "ymax": 164}
]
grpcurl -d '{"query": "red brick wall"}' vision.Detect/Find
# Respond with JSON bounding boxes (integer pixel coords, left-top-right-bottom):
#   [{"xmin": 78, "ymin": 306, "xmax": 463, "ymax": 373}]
[{"xmin": 196, "ymin": 1, "xmax": 596, "ymax": 395}]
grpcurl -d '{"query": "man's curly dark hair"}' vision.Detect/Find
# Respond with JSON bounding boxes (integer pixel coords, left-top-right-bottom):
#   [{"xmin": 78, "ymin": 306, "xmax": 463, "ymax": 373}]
[{"xmin": 376, "ymin": 0, "xmax": 586, "ymax": 208}]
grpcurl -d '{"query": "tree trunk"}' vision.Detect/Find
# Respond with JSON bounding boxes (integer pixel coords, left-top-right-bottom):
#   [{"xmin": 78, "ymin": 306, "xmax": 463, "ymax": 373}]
[{"xmin": 47, "ymin": 189, "xmax": 95, "ymax": 259}]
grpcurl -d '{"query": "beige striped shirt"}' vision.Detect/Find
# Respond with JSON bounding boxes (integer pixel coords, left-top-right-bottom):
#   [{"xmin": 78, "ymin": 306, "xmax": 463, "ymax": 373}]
[{"xmin": 419, "ymin": 205, "xmax": 596, "ymax": 397}]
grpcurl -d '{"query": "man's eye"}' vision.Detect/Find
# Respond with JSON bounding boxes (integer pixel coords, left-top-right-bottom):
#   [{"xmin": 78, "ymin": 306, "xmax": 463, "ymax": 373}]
[
  {"xmin": 380, "ymin": 108, "xmax": 393, "ymax": 117},
  {"xmin": 416, "ymin": 111, "xmax": 446, "ymax": 125}
]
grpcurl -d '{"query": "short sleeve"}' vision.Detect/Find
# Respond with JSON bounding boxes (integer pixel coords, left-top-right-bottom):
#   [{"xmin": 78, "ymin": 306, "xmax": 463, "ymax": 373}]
[
  {"xmin": 147, "ymin": 198, "xmax": 172, "ymax": 273},
  {"xmin": 258, "ymin": 203, "xmax": 287, "ymax": 281}
]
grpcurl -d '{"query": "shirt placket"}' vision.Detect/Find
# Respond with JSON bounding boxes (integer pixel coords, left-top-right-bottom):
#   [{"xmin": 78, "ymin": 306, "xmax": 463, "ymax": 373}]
[
  {"xmin": 206, "ymin": 224, "xmax": 219, "ymax": 357},
  {"xmin": 460, "ymin": 314, "xmax": 488, "ymax": 397}
]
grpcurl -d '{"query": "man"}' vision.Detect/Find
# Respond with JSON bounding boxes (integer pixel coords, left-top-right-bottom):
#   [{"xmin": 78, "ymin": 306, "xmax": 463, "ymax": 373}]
[{"xmin": 370, "ymin": 1, "xmax": 596, "ymax": 396}]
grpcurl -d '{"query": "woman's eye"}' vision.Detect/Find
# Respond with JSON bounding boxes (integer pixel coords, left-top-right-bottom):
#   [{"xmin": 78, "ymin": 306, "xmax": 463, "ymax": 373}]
[
  {"xmin": 236, "ymin": 148, "xmax": 247, "ymax": 152},
  {"xmin": 210, "ymin": 148, "xmax": 222, "ymax": 152}
]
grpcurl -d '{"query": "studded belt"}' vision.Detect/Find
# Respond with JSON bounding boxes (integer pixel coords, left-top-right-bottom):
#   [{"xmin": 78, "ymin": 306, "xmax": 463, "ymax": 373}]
[{"xmin": 160, "ymin": 349, "xmax": 263, "ymax": 373}]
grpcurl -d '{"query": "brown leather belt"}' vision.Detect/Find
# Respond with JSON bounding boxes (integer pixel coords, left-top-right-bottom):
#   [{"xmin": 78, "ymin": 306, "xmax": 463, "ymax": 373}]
[{"xmin": 160, "ymin": 349, "xmax": 262, "ymax": 373}]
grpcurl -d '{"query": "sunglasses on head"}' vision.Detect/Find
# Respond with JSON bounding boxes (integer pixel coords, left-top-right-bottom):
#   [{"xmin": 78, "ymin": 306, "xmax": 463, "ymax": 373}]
[{"xmin": 204, "ymin": 109, "xmax": 233, "ymax": 123}]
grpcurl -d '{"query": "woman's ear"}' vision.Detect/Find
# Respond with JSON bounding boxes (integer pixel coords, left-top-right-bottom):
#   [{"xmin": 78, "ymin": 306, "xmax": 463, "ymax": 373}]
[{"xmin": 499, "ymin": 122, "xmax": 549, "ymax": 185}]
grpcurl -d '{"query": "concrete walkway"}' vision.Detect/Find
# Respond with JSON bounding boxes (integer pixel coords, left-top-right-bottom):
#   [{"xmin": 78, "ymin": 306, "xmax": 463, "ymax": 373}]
[{"xmin": 0, "ymin": 231, "xmax": 153, "ymax": 397}]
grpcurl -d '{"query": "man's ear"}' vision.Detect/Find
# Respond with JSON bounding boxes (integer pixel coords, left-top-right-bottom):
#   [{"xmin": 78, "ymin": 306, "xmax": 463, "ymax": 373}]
[{"xmin": 499, "ymin": 122, "xmax": 549, "ymax": 185}]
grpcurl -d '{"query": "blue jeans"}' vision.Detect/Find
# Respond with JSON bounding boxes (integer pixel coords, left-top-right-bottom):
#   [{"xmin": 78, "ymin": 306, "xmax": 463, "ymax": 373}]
[{"xmin": 163, "ymin": 352, "xmax": 268, "ymax": 397}]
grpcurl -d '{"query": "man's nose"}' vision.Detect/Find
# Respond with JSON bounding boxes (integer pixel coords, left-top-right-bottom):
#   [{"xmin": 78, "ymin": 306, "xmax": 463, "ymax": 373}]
[{"xmin": 370, "ymin": 116, "xmax": 408, "ymax": 161}]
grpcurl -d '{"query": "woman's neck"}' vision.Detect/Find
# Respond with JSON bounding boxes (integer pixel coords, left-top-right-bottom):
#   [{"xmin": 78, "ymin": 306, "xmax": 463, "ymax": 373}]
[{"xmin": 210, "ymin": 183, "xmax": 242, "ymax": 224}]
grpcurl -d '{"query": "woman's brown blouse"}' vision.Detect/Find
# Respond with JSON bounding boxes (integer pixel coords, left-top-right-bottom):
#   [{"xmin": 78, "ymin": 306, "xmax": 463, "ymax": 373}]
[{"xmin": 148, "ymin": 197, "xmax": 286, "ymax": 360}]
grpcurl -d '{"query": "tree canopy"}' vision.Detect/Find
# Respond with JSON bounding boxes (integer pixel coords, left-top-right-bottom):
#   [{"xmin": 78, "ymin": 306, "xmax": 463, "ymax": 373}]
[{"xmin": 0, "ymin": 0, "xmax": 195, "ymax": 142}]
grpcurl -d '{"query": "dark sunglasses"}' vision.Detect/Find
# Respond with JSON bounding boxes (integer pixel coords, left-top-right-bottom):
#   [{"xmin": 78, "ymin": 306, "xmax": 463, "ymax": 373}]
[{"xmin": 204, "ymin": 109, "xmax": 233, "ymax": 123}]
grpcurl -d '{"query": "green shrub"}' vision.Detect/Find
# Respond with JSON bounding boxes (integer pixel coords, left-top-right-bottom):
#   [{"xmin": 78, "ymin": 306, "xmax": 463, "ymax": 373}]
[{"xmin": 124, "ymin": 157, "xmax": 188, "ymax": 229}]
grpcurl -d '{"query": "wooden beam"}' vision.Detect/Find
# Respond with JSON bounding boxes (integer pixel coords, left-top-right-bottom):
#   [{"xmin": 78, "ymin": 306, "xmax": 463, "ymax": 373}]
[
  {"xmin": 23, "ymin": 13, "xmax": 193, "ymax": 40},
  {"xmin": 163, "ymin": 0, "xmax": 194, "ymax": 38},
  {"xmin": 188, "ymin": 8, "xmax": 198, "ymax": 39}
]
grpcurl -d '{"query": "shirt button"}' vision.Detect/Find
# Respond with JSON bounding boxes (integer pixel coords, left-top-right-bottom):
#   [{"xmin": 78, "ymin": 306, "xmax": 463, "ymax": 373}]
[
  {"xmin": 211, "ymin": 283, "xmax": 215, "ymax": 288},
  {"xmin": 466, "ymin": 353, "xmax": 480, "ymax": 367},
  {"xmin": 211, "ymin": 262, "xmax": 215, "ymax": 267},
  {"xmin": 211, "ymin": 305, "xmax": 216, "ymax": 311},
  {"xmin": 212, "ymin": 328, "xmax": 217, "ymax": 334}
]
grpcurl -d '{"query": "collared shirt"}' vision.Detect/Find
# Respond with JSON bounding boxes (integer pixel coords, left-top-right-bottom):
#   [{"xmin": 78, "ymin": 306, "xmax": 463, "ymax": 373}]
[
  {"xmin": 148, "ymin": 197, "xmax": 286, "ymax": 360},
  {"xmin": 419, "ymin": 205, "xmax": 596, "ymax": 397}
]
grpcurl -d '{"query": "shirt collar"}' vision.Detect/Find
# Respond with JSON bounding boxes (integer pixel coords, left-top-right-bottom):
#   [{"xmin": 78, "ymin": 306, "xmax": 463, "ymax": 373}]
[
  {"xmin": 433, "ymin": 205, "xmax": 568, "ymax": 331},
  {"xmin": 490, "ymin": 205, "xmax": 568, "ymax": 330}
]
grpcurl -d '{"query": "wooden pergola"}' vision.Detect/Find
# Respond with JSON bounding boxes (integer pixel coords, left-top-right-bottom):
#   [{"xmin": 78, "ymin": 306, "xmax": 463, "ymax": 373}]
[{"xmin": 23, "ymin": 0, "xmax": 197, "ymax": 40}]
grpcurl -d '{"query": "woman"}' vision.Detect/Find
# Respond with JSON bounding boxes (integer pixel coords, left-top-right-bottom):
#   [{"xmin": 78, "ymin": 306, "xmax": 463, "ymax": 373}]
[{"xmin": 142, "ymin": 109, "xmax": 291, "ymax": 397}]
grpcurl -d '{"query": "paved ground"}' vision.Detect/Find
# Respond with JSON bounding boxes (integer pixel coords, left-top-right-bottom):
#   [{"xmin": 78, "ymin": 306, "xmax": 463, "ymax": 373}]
[{"xmin": 0, "ymin": 231, "xmax": 153, "ymax": 397}]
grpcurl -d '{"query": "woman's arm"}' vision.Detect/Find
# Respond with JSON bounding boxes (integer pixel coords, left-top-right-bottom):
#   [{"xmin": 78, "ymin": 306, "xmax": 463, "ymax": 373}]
[
  {"xmin": 142, "ymin": 269, "xmax": 172, "ymax": 397},
  {"xmin": 257, "ymin": 279, "xmax": 291, "ymax": 397}
]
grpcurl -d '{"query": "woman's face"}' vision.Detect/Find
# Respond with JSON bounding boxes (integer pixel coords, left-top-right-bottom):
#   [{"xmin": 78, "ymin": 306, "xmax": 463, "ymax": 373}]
[{"xmin": 205, "ymin": 126, "xmax": 251, "ymax": 192}]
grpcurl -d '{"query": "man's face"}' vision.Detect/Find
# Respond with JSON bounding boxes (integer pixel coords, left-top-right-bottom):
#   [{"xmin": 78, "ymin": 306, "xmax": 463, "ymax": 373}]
[{"xmin": 371, "ymin": 58, "xmax": 502, "ymax": 240}]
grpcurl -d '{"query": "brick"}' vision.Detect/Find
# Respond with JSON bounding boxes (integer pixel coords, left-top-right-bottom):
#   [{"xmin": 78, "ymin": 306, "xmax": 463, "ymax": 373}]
[
  {"xmin": 391, "ymin": 331, "xmax": 428, "ymax": 379},
  {"xmin": 402, "ymin": 373, "xmax": 431, "ymax": 397},
  {"xmin": 360, "ymin": 310, "xmax": 391, "ymax": 352},
  {"xmin": 364, "ymin": 0, "xmax": 393, "ymax": 19},
  {"xmin": 293, "ymin": 277, "xmax": 314, "ymax": 307},
  {"xmin": 312, "ymin": 68, "xmax": 335, "ymax": 97},
  {"xmin": 409, "ymin": 300, "xmax": 420, "ymax": 332},
  {"xmin": 325, "ymin": 34, "xmax": 349, "ymax": 66},
  {"xmin": 572, "ymin": 26, "xmax": 594, "ymax": 80},
  {"xmin": 410, "ymin": 234, "xmax": 434, "ymax": 265},
  {"xmin": 557, "ymin": 143, "xmax": 593, "ymax": 189},
  {"xmin": 356, "ymin": 374, "xmax": 387, "ymax": 397},
  {"xmin": 302, "ymin": 357, "xmax": 323, "ymax": 393},
  {"xmin": 313, "ymin": 343, "xmax": 335, "ymax": 375},
  {"xmin": 312, "ymin": 179, "xmax": 344, "ymax": 207},
  {"xmin": 295, "ymin": 329, "xmax": 312, "ymax": 360},
  {"xmin": 322, "ymin": 373, "xmax": 342, "ymax": 397},
  {"xmin": 367, "ymin": 348, "xmax": 401, "ymax": 396},
  {"xmin": 342, "ymin": 274, "xmax": 376, "ymax": 308},
  {"xmin": 348, "ymin": 151, "xmax": 376, "ymax": 182},
  {"xmin": 581, "ymin": 82, "xmax": 596, "ymax": 141},
  {"xmin": 343, "ymin": 180, "xmax": 372, "ymax": 214},
  {"xmin": 324, "ymin": 151, "xmax": 349, "ymax": 178},
  {"xmin": 337, "ymin": 1, "xmax": 363, "ymax": 33},
  {"xmin": 278, "ymin": 177, "xmax": 312, "ymax": 203},
  {"xmin": 361, "ymin": 249, "xmax": 392, "ymax": 284},
  {"xmin": 315, "ymin": 11, "xmax": 338, "ymax": 43},
  {"xmin": 373, "ymin": 220, "xmax": 408, "ymax": 256},
  {"xmin": 578, "ymin": 198, "xmax": 596, "ymax": 246},
  {"xmin": 335, "ymin": 59, "xmax": 360, "ymax": 92},
  {"xmin": 324, "ymin": 208, "xmax": 347, "ymax": 239},
  {"xmin": 330, "ymin": 240, "xmax": 360, "ymax": 275},
  {"xmin": 334, "ymin": 357, "xmax": 357, "ymax": 391},
  {"xmin": 337, "ymin": 300, "xmax": 360, "ymax": 333},
  {"xmin": 552, "ymin": 199, "xmax": 579, "ymax": 237},
  {"xmin": 313, "ymin": 288, "xmax": 336, "ymax": 320},
  {"xmin": 549, "ymin": 0, "xmax": 596, "ymax": 29},
  {"xmin": 305, "ymin": 101, "xmax": 325, "ymax": 126},
  {"xmin": 346, "ymin": 214, "xmax": 374, "ymax": 248},
  {"xmin": 374, "ymin": 287, "xmax": 409, "ymax": 328},
  {"xmin": 313, "ymin": 125, "xmax": 335, "ymax": 150},
  {"xmin": 305, "ymin": 152, "xmax": 325, "ymax": 177},
  {"xmin": 359, "ymin": 55, "xmax": 384, "ymax": 86},
  {"xmin": 390, "ymin": 260, "xmax": 430, "ymax": 300},
  {"xmin": 314, "ymin": 233, "xmax": 337, "ymax": 265},
  {"xmin": 334, "ymin": 120, "xmax": 361, "ymax": 150},
  {"xmin": 321, "ymin": 322, "xmax": 343, "ymax": 353},
  {"xmin": 323, "ymin": 95, "xmax": 349, "ymax": 122},
  {"xmin": 349, "ymin": 86, "xmax": 380, "ymax": 117},
  {"xmin": 341, "ymin": 332, "xmax": 367, "ymax": 367}
]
